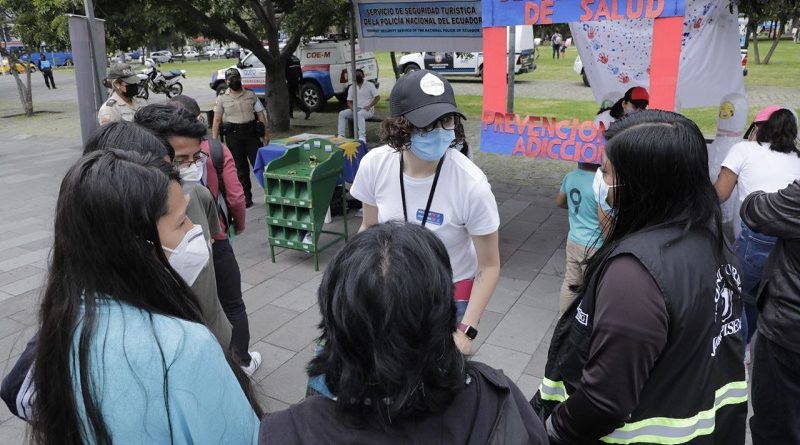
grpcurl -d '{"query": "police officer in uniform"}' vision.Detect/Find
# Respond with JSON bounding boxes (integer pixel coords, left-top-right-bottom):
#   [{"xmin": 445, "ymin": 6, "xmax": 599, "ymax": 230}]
[
  {"xmin": 97, "ymin": 63, "xmax": 147, "ymax": 124},
  {"xmin": 285, "ymin": 54, "xmax": 311, "ymax": 120},
  {"xmin": 212, "ymin": 68, "xmax": 269, "ymax": 208}
]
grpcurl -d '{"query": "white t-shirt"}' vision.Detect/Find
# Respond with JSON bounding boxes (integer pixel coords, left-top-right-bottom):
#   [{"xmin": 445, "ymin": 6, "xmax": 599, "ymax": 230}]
[
  {"xmin": 347, "ymin": 81, "xmax": 379, "ymax": 109},
  {"xmin": 351, "ymin": 145, "xmax": 500, "ymax": 281},
  {"xmin": 722, "ymin": 140, "xmax": 800, "ymax": 235},
  {"xmin": 708, "ymin": 136, "xmax": 741, "ymax": 224}
]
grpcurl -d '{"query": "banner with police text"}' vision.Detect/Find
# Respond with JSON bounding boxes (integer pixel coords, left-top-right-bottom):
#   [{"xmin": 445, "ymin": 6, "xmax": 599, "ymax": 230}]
[{"xmin": 354, "ymin": 0, "xmax": 483, "ymax": 51}]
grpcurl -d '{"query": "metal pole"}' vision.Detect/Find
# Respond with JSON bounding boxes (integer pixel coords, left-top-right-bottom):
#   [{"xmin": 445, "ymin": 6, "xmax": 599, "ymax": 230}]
[
  {"xmin": 506, "ymin": 26, "xmax": 516, "ymax": 113},
  {"xmin": 350, "ymin": 4, "xmax": 359, "ymax": 140},
  {"xmin": 83, "ymin": 0, "xmax": 104, "ymax": 110}
]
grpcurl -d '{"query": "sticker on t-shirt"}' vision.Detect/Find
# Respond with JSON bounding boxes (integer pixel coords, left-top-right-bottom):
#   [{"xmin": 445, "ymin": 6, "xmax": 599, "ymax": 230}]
[{"xmin": 416, "ymin": 209, "xmax": 444, "ymax": 225}]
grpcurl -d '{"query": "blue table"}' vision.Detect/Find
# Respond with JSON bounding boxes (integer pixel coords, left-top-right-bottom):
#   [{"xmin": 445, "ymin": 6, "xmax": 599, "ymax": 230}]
[{"xmin": 253, "ymin": 137, "xmax": 367, "ymax": 188}]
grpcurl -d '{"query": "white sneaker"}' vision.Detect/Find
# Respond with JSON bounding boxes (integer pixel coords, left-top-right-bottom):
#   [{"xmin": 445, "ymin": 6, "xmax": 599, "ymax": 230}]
[{"xmin": 241, "ymin": 351, "xmax": 262, "ymax": 377}]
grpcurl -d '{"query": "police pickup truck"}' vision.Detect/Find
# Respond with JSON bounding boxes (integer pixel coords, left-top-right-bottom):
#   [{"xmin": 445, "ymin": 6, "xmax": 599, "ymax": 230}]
[
  {"xmin": 210, "ymin": 39, "xmax": 379, "ymax": 112},
  {"xmin": 397, "ymin": 26, "xmax": 535, "ymax": 77}
]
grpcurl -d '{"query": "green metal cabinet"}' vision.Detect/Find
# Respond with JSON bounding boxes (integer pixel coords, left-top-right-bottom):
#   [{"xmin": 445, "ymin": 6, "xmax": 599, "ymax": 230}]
[{"xmin": 263, "ymin": 138, "xmax": 348, "ymax": 270}]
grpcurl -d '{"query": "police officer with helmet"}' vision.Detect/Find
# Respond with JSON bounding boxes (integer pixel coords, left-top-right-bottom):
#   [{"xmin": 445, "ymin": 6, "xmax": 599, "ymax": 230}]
[
  {"xmin": 212, "ymin": 68, "xmax": 270, "ymax": 208},
  {"xmin": 97, "ymin": 63, "xmax": 147, "ymax": 124}
]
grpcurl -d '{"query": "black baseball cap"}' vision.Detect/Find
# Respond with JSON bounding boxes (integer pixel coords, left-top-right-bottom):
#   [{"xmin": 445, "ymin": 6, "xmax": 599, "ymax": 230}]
[
  {"xmin": 225, "ymin": 68, "xmax": 241, "ymax": 79},
  {"xmin": 389, "ymin": 70, "xmax": 465, "ymax": 128}
]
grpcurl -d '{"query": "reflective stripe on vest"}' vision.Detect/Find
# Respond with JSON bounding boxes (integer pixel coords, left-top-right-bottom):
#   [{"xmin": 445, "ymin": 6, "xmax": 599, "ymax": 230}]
[
  {"xmin": 540, "ymin": 379, "xmax": 748, "ymax": 444},
  {"xmin": 538, "ymin": 377, "xmax": 568, "ymax": 402}
]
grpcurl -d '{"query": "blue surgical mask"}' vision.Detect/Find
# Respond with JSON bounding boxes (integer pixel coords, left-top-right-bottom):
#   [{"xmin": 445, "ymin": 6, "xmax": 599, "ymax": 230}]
[
  {"xmin": 410, "ymin": 129, "xmax": 455, "ymax": 161},
  {"xmin": 592, "ymin": 168, "xmax": 615, "ymax": 215}
]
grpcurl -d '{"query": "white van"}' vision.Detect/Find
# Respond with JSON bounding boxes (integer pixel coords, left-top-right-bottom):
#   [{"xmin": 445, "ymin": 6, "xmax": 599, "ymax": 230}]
[
  {"xmin": 210, "ymin": 39, "xmax": 379, "ymax": 112},
  {"xmin": 398, "ymin": 26, "xmax": 535, "ymax": 77}
]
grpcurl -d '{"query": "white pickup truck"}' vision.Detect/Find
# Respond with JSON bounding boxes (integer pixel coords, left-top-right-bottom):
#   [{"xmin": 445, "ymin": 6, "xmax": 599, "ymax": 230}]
[
  {"xmin": 398, "ymin": 26, "xmax": 536, "ymax": 78},
  {"xmin": 210, "ymin": 39, "xmax": 379, "ymax": 112}
]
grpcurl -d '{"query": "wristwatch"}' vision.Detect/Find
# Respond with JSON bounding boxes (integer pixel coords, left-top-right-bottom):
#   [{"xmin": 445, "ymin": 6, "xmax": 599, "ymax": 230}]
[{"xmin": 457, "ymin": 322, "xmax": 478, "ymax": 340}]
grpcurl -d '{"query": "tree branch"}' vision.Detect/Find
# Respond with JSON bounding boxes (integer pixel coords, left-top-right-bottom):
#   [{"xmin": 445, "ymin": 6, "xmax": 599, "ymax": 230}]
[
  {"xmin": 168, "ymin": 0, "xmax": 259, "ymax": 51},
  {"xmin": 250, "ymin": 0, "xmax": 276, "ymax": 31},
  {"xmin": 280, "ymin": 19, "xmax": 312, "ymax": 59}
]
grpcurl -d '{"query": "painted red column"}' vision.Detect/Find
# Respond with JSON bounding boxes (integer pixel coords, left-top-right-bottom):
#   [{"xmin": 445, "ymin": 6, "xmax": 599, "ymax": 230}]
[
  {"xmin": 648, "ymin": 17, "xmax": 684, "ymax": 111},
  {"xmin": 482, "ymin": 26, "xmax": 507, "ymax": 115}
]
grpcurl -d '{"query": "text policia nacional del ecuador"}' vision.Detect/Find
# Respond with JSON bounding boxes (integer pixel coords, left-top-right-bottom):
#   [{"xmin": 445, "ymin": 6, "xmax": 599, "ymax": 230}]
[{"xmin": 363, "ymin": 6, "xmax": 483, "ymax": 26}]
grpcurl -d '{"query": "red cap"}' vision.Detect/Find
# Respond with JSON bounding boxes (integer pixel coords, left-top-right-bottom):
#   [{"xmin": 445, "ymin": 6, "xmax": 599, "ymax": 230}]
[{"xmin": 626, "ymin": 86, "xmax": 649, "ymax": 102}]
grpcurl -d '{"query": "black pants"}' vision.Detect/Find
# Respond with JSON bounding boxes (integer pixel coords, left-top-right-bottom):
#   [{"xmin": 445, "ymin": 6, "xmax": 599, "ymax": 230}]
[
  {"xmin": 288, "ymin": 83, "xmax": 311, "ymax": 117},
  {"xmin": 750, "ymin": 334, "xmax": 800, "ymax": 444},
  {"xmin": 212, "ymin": 238, "xmax": 251, "ymax": 365},
  {"xmin": 224, "ymin": 132, "xmax": 262, "ymax": 203},
  {"xmin": 42, "ymin": 69, "xmax": 55, "ymax": 89},
  {"xmin": 552, "ymin": 44, "xmax": 560, "ymax": 59}
]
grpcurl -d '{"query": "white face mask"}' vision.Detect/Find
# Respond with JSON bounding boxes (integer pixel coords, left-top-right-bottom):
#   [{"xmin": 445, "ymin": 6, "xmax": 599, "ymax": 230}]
[
  {"xmin": 179, "ymin": 161, "xmax": 203, "ymax": 183},
  {"xmin": 163, "ymin": 225, "xmax": 209, "ymax": 286},
  {"xmin": 592, "ymin": 168, "xmax": 615, "ymax": 216}
]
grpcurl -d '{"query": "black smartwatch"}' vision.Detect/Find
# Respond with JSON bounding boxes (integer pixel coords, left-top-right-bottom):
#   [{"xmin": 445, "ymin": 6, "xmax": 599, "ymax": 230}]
[{"xmin": 457, "ymin": 322, "xmax": 478, "ymax": 340}]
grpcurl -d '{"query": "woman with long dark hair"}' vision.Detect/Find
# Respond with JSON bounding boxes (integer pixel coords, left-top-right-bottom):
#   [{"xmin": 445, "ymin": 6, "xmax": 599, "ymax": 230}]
[
  {"xmin": 532, "ymin": 110, "xmax": 747, "ymax": 444},
  {"xmin": 31, "ymin": 150, "xmax": 261, "ymax": 444},
  {"xmin": 261, "ymin": 222, "xmax": 546, "ymax": 444}
]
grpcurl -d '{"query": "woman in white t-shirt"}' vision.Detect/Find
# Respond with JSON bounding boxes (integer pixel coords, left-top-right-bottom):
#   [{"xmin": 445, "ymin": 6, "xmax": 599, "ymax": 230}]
[
  {"xmin": 715, "ymin": 106, "xmax": 800, "ymax": 345},
  {"xmin": 351, "ymin": 70, "xmax": 500, "ymax": 354}
]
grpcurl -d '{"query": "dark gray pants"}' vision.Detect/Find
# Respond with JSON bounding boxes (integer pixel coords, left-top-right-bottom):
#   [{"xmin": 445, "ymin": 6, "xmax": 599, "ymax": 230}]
[
  {"xmin": 224, "ymin": 132, "xmax": 261, "ymax": 203},
  {"xmin": 750, "ymin": 334, "xmax": 800, "ymax": 444},
  {"xmin": 212, "ymin": 238, "xmax": 251, "ymax": 366}
]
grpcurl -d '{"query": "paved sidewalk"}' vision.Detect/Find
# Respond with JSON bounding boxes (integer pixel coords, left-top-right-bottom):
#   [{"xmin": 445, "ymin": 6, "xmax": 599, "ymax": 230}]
[
  {"xmin": 0, "ymin": 131, "xmax": 568, "ymax": 441},
  {"xmin": 0, "ymin": 132, "xmax": 752, "ymax": 444}
]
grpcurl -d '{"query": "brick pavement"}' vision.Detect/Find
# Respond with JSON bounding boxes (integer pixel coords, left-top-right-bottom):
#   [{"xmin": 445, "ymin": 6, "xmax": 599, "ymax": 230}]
[
  {"xmin": 0, "ymin": 83, "xmax": 762, "ymax": 442},
  {"xmin": 0, "ymin": 131, "xmax": 573, "ymax": 442}
]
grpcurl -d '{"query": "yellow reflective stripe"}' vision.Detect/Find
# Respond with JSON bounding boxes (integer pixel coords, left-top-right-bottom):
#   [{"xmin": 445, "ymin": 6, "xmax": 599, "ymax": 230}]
[
  {"xmin": 600, "ymin": 381, "xmax": 748, "ymax": 444},
  {"xmin": 538, "ymin": 377, "xmax": 568, "ymax": 402}
]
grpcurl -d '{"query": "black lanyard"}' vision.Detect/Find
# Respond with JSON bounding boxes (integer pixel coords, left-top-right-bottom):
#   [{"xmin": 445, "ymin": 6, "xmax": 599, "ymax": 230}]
[{"xmin": 400, "ymin": 152, "xmax": 445, "ymax": 227}]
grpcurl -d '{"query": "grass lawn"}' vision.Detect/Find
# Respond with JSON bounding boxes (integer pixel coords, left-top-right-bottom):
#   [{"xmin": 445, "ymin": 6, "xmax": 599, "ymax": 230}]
[
  {"xmin": 744, "ymin": 41, "xmax": 800, "ymax": 89},
  {"xmin": 373, "ymin": 43, "xmax": 800, "ymax": 136},
  {"xmin": 157, "ymin": 58, "xmax": 235, "ymax": 79}
]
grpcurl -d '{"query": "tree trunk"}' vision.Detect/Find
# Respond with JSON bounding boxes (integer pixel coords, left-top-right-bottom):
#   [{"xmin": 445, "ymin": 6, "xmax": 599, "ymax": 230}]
[
  {"xmin": 5, "ymin": 59, "xmax": 34, "ymax": 116},
  {"xmin": 24, "ymin": 54, "xmax": 33, "ymax": 116},
  {"xmin": 389, "ymin": 52, "xmax": 400, "ymax": 79},
  {"xmin": 763, "ymin": 21, "xmax": 782, "ymax": 65},
  {"xmin": 264, "ymin": 58, "xmax": 291, "ymax": 132},
  {"xmin": 750, "ymin": 24, "xmax": 761, "ymax": 64}
]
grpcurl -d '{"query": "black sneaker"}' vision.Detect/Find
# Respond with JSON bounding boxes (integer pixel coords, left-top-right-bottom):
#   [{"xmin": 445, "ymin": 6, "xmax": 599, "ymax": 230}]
[
  {"xmin": 245, "ymin": 199, "xmax": 253, "ymax": 208},
  {"xmin": 305, "ymin": 111, "xmax": 312, "ymax": 120}
]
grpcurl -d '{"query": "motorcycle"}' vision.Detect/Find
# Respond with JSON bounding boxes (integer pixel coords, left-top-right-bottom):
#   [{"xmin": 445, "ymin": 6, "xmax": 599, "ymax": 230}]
[{"xmin": 137, "ymin": 59, "xmax": 186, "ymax": 100}]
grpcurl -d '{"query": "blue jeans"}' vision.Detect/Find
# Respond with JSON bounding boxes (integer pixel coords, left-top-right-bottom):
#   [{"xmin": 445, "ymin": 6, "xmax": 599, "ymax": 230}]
[
  {"xmin": 734, "ymin": 223, "xmax": 776, "ymax": 344},
  {"xmin": 455, "ymin": 300, "xmax": 468, "ymax": 324}
]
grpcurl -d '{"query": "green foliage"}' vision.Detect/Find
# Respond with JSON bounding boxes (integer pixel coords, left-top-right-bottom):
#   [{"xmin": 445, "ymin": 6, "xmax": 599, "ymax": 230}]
[
  {"xmin": 0, "ymin": 0, "xmax": 74, "ymax": 50},
  {"xmin": 734, "ymin": 0, "xmax": 800, "ymax": 23}
]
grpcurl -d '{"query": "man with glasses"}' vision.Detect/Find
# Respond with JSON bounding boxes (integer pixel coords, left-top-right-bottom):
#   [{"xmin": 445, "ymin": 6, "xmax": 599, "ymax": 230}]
[{"xmin": 135, "ymin": 104, "xmax": 261, "ymax": 376}]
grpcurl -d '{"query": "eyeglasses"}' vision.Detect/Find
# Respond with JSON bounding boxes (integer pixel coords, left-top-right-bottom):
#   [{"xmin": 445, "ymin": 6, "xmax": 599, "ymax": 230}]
[
  {"xmin": 173, "ymin": 150, "xmax": 208, "ymax": 168},
  {"xmin": 419, "ymin": 115, "xmax": 457, "ymax": 133}
]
